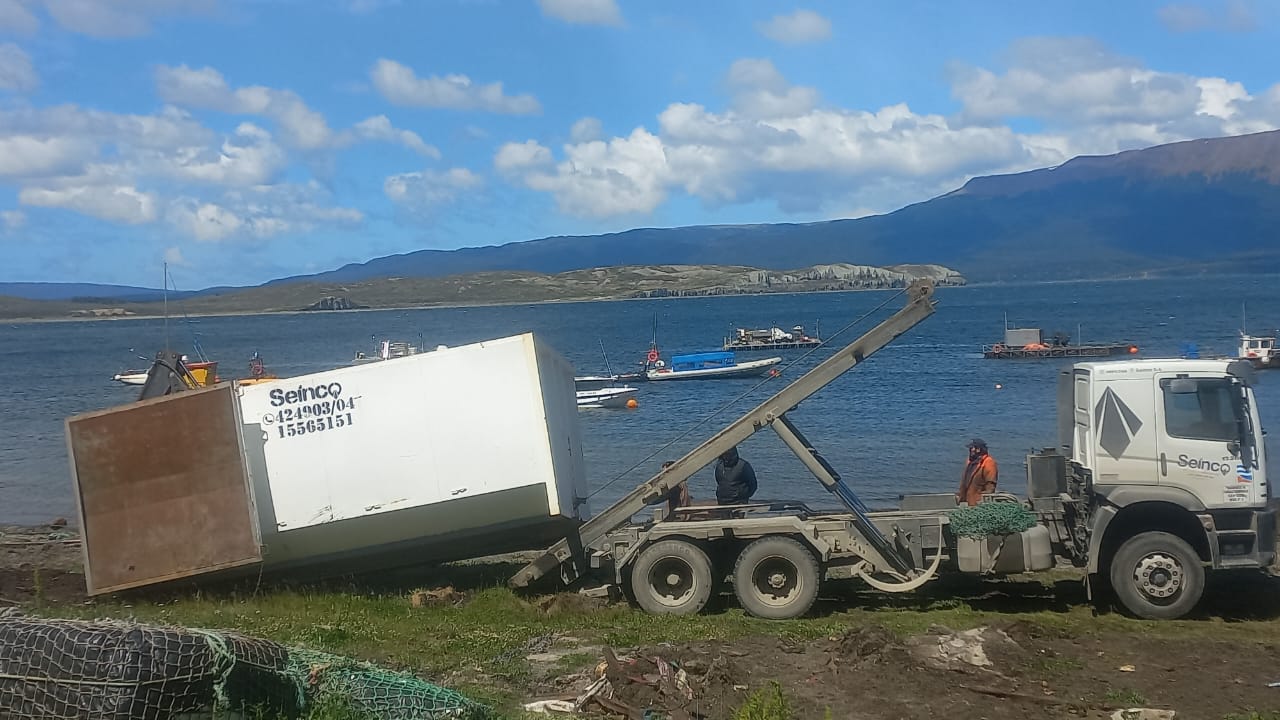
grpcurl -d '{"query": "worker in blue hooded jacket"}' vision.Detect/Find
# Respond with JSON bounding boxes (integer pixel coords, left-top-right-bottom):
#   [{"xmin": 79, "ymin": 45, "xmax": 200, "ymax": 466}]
[{"xmin": 715, "ymin": 447, "xmax": 757, "ymax": 505}]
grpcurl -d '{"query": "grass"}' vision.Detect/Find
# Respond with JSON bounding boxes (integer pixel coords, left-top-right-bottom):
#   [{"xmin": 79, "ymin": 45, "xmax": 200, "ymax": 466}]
[
  {"xmin": 26, "ymin": 570, "xmax": 1280, "ymax": 717},
  {"xmin": 1105, "ymin": 688, "xmax": 1149, "ymax": 706},
  {"xmin": 1224, "ymin": 713, "xmax": 1280, "ymax": 720},
  {"xmin": 734, "ymin": 682, "xmax": 793, "ymax": 720}
]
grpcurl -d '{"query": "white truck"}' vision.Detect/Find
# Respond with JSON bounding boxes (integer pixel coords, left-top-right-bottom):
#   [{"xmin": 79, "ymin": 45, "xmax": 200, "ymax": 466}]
[{"xmin": 512, "ymin": 281, "xmax": 1277, "ymax": 620}]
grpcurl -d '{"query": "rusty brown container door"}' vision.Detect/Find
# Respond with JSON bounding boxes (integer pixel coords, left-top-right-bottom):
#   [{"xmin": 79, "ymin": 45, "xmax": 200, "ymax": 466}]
[{"xmin": 66, "ymin": 384, "xmax": 262, "ymax": 595}]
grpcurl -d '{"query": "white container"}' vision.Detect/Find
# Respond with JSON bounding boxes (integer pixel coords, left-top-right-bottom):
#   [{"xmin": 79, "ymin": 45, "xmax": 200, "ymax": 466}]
[{"xmin": 236, "ymin": 332, "xmax": 589, "ymax": 571}]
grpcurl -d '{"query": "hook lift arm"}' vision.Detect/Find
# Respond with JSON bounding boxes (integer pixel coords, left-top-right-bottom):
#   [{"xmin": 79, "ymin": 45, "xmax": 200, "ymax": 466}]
[{"xmin": 511, "ymin": 279, "xmax": 939, "ymax": 589}]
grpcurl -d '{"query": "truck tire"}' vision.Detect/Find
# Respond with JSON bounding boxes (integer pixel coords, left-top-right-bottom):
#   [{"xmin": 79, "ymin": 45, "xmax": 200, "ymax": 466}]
[
  {"xmin": 732, "ymin": 536, "xmax": 820, "ymax": 620},
  {"xmin": 1109, "ymin": 531, "xmax": 1205, "ymax": 620},
  {"xmin": 628, "ymin": 540, "xmax": 715, "ymax": 615}
]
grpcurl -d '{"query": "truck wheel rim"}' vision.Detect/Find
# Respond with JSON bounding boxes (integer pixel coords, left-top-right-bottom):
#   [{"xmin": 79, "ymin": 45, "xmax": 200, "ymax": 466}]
[
  {"xmin": 647, "ymin": 557, "xmax": 697, "ymax": 607},
  {"xmin": 1133, "ymin": 552, "xmax": 1183, "ymax": 601},
  {"xmin": 750, "ymin": 555, "xmax": 803, "ymax": 607}
]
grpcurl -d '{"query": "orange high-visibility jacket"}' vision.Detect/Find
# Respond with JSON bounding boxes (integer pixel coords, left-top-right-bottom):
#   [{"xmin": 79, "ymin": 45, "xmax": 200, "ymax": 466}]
[{"xmin": 959, "ymin": 454, "xmax": 999, "ymax": 506}]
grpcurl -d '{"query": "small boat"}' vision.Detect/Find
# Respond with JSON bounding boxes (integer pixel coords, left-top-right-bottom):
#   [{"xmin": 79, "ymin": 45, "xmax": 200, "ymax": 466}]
[
  {"xmin": 576, "ymin": 386, "xmax": 638, "ymax": 409},
  {"xmin": 352, "ymin": 339, "xmax": 427, "ymax": 364},
  {"xmin": 724, "ymin": 324, "xmax": 821, "ymax": 351},
  {"xmin": 646, "ymin": 351, "xmax": 782, "ymax": 381},
  {"xmin": 1239, "ymin": 332, "xmax": 1280, "ymax": 369},
  {"xmin": 575, "ymin": 373, "xmax": 646, "ymax": 389},
  {"xmin": 1238, "ymin": 304, "xmax": 1280, "ymax": 369},
  {"xmin": 112, "ymin": 359, "xmax": 219, "ymax": 386},
  {"xmin": 237, "ymin": 352, "xmax": 281, "ymax": 385}
]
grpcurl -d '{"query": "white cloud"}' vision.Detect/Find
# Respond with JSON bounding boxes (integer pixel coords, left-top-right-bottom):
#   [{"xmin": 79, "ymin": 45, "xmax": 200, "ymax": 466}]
[
  {"xmin": 570, "ymin": 116, "xmax": 603, "ymax": 143},
  {"xmin": 1158, "ymin": 1, "xmax": 1256, "ymax": 32},
  {"xmin": 157, "ymin": 64, "xmax": 439, "ymax": 157},
  {"xmin": 494, "ymin": 139, "xmax": 553, "ymax": 174},
  {"xmin": 0, "ymin": 100, "xmax": 362, "ymax": 241},
  {"xmin": 168, "ymin": 183, "xmax": 364, "ymax": 242},
  {"xmin": 537, "ymin": 0, "xmax": 622, "ymax": 26},
  {"xmin": 163, "ymin": 245, "xmax": 188, "ymax": 266},
  {"xmin": 496, "ymin": 42, "xmax": 1280, "ymax": 220},
  {"xmin": 515, "ymin": 129, "xmax": 672, "ymax": 218},
  {"xmin": 757, "ymin": 9, "xmax": 831, "ymax": 45},
  {"xmin": 0, "ymin": 135, "xmax": 93, "ymax": 177},
  {"xmin": 20, "ymin": 183, "xmax": 159, "ymax": 224},
  {"xmin": 0, "ymin": 42, "xmax": 36, "ymax": 91},
  {"xmin": 1, "ymin": 209, "xmax": 25, "ymax": 230},
  {"xmin": 156, "ymin": 64, "xmax": 338, "ymax": 150},
  {"xmin": 41, "ymin": 0, "xmax": 215, "ymax": 38},
  {"xmin": 726, "ymin": 58, "xmax": 819, "ymax": 118},
  {"xmin": 157, "ymin": 122, "xmax": 287, "ymax": 186},
  {"xmin": 1158, "ymin": 3, "xmax": 1211, "ymax": 31},
  {"xmin": 384, "ymin": 167, "xmax": 483, "ymax": 209},
  {"xmin": 351, "ymin": 115, "xmax": 440, "ymax": 158},
  {"xmin": 0, "ymin": 1, "xmax": 39, "ymax": 34},
  {"xmin": 370, "ymin": 58, "xmax": 541, "ymax": 114}
]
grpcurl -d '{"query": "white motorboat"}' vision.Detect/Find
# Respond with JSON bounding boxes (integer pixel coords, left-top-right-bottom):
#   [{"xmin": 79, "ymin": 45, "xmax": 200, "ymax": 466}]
[
  {"xmin": 352, "ymin": 339, "xmax": 432, "ymax": 364},
  {"xmin": 645, "ymin": 351, "xmax": 782, "ymax": 381},
  {"xmin": 576, "ymin": 386, "xmax": 638, "ymax": 409}
]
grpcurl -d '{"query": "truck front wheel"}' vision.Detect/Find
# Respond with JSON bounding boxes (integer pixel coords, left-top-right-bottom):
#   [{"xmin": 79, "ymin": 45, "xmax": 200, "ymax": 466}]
[
  {"xmin": 1109, "ymin": 531, "xmax": 1205, "ymax": 620},
  {"xmin": 628, "ymin": 540, "xmax": 715, "ymax": 615},
  {"xmin": 732, "ymin": 536, "xmax": 820, "ymax": 620}
]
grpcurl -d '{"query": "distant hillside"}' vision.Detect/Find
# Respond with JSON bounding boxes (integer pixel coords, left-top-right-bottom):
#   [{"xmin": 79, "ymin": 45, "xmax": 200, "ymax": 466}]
[
  {"xmin": 272, "ymin": 129, "xmax": 1280, "ymax": 285},
  {"xmin": 0, "ymin": 263, "xmax": 963, "ymax": 320}
]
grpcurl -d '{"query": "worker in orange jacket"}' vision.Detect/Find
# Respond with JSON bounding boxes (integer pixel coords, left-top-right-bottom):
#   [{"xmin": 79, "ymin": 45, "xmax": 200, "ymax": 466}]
[{"xmin": 957, "ymin": 438, "xmax": 998, "ymax": 506}]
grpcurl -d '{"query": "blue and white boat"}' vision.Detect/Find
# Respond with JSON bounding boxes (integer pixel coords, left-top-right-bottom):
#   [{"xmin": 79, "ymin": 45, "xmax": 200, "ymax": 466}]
[{"xmin": 645, "ymin": 350, "xmax": 782, "ymax": 381}]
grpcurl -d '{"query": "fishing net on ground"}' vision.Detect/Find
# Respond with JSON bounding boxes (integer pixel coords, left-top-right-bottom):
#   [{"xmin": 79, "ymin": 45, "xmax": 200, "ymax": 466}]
[
  {"xmin": 948, "ymin": 501, "xmax": 1039, "ymax": 538},
  {"xmin": 0, "ymin": 609, "xmax": 493, "ymax": 720}
]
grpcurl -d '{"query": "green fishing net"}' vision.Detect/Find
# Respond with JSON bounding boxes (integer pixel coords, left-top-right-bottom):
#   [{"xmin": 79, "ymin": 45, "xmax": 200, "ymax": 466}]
[
  {"xmin": 948, "ymin": 502, "xmax": 1039, "ymax": 538},
  {"xmin": 0, "ymin": 610, "xmax": 493, "ymax": 720}
]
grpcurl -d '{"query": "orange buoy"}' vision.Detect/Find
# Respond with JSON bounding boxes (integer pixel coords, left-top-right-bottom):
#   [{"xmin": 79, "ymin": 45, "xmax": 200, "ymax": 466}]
[
  {"xmin": 626, "ymin": 398, "xmax": 639, "ymax": 409},
  {"xmin": 1128, "ymin": 345, "xmax": 1139, "ymax": 354}
]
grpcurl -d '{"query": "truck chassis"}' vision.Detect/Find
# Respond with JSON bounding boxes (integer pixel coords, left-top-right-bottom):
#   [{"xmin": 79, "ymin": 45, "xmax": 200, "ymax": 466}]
[{"xmin": 512, "ymin": 280, "xmax": 1277, "ymax": 621}]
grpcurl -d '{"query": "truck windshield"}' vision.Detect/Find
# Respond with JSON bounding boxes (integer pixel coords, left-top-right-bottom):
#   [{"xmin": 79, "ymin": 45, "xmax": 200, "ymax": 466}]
[{"xmin": 1160, "ymin": 377, "xmax": 1242, "ymax": 442}]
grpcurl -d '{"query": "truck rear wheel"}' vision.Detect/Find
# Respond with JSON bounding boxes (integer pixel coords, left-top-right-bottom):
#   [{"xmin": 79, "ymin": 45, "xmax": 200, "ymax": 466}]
[
  {"xmin": 629, "ymin": 540, "xmax": 714, "ymax": 615},
  {"xmin": 1109, "ymin": 531, "xmax": 1205, "ymax": 620},
  {"xmin": 732, "ymin": 536, "xmax": 820, "ymax": 620}
]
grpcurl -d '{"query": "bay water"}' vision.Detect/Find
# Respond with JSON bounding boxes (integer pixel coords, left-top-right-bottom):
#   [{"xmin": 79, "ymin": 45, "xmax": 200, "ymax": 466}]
[{"xmin": 2, "ymin": 275, "xmax": 1279, "ymax": 526}]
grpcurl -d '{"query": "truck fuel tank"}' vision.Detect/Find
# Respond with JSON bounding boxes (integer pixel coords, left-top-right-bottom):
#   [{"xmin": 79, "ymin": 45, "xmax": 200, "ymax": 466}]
[{"xmin": 956, "ymin": 525, "xmax": 1054, "ymax": 574}]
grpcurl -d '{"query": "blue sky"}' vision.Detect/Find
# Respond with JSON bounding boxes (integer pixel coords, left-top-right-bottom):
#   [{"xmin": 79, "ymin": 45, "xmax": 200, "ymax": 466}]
[{"xmin": 0, "ymin": 0, "xmax": 1277, "ymax": 287}]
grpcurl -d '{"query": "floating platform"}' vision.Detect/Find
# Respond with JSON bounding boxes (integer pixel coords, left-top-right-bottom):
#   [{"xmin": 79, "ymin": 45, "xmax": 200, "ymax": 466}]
[
  {"xmin": 983, "ymin": 343, "xmax": 1138, "ymax": 359},
  {"xmin": 723, "ymin": 338, "xmax": 822, "ymax": 351},
  {"xmin": 983, "ymin": 324, "xmax": 1138, "ymax": 360},
  {"xmin": 724, "ymin": 324, "xmax": 821, "ymax": 351}
]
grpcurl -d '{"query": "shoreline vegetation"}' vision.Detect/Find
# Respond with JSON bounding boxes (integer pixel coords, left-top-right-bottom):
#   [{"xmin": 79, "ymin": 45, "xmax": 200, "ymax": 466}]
[{"xmin": 0, "ymin": 263, "xmax": 964, "ymax": 323}]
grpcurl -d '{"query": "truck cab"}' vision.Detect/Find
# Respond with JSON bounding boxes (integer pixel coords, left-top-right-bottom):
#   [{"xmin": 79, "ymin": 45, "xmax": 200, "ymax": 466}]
[{"xmin": 1055, "ymin": 358, "xmax": 1276, "ymax": 618}]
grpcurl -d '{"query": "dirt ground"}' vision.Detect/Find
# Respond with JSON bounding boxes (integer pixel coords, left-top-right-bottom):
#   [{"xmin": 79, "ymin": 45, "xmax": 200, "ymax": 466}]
[
  {"xmin": 6, "ymin": 523, "xmax": 1280, "ymax": 719},
  {"xmin": 513, "ymin": 622, "xmax": 1280, "ymax": 719}
]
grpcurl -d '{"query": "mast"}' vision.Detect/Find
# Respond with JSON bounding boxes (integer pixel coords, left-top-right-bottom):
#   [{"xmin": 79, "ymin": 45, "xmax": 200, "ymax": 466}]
[{"xmin": 163, "ymin": 261, "xmax": 169, "ymax": 353}]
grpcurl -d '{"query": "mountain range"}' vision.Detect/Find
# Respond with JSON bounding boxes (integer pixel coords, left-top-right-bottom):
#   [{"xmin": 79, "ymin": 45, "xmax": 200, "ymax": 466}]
[{"xmin": 4, "ymin": 129, "xmax": 1280, "ymax": 303}]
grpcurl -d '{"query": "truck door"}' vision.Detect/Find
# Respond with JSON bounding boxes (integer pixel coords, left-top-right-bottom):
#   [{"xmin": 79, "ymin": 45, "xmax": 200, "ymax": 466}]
[
  {"xmin": 1155, "ymin": 374, "xmax": 1260, "ymax": 507},
  {"xmin": 1089, "ymin": 377, "xmax": 1160, "ymax": 486}
]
